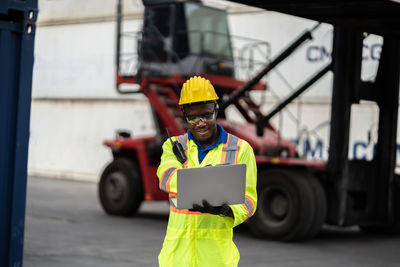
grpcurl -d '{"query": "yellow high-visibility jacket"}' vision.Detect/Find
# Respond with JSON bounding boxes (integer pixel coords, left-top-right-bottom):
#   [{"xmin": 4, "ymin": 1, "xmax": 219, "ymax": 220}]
[{"xmin": 157, "ymin": 130, "xmax": 257, "ymax": 267}]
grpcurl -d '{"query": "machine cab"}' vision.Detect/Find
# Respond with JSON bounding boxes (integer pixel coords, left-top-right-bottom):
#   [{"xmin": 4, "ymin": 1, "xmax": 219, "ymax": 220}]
[{"xmin": 139, "ymin": 0, "xmax": 234, "ymax": 77}]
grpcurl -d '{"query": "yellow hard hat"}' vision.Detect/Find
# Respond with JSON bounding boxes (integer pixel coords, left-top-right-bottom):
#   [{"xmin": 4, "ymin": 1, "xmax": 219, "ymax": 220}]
[{"xmin": 179, "ymin": 76, "xmax": 219, "ymax": 105}]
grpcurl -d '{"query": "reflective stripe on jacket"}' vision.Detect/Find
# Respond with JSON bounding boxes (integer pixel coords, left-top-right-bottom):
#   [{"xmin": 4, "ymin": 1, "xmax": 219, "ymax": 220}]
[{"xmin": 157, "ymin": 132, "xmax": 257, "ymax": 267}]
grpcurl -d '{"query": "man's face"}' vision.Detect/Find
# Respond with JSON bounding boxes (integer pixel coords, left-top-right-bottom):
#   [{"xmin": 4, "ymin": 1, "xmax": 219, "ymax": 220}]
[{"xmin": 183, "ymin": 102, "xmax": 218, "ymax": 146}]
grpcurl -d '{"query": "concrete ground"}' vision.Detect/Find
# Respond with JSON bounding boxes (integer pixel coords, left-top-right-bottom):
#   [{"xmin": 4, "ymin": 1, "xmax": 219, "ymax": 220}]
[{"xmin": 24, "ymin": 176, "xmax": 400, "ymax": 267}]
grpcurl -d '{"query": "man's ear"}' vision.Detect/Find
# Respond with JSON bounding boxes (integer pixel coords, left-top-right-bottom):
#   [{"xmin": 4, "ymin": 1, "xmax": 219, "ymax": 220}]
[{"xmin": 181, "ymin": 105, "xmax": 186, "ymax": 115}]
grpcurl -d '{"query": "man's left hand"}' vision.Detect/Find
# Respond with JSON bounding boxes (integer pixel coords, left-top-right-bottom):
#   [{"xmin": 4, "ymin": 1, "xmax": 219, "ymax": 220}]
[{"xmin": 190, "ymin": 200, "xmax": 233, "ymax": 217}]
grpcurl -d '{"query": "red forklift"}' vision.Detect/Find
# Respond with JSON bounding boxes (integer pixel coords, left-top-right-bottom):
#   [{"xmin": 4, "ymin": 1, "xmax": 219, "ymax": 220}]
[{"xmin": 98, "ymin": 0, "xmax": 400, "ymax": 241}]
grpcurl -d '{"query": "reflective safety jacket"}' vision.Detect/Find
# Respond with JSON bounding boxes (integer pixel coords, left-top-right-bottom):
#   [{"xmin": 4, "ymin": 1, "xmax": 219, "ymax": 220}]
[{"xmin": 157, "ymin": 131, "xmax": 257, "ymax": 267}]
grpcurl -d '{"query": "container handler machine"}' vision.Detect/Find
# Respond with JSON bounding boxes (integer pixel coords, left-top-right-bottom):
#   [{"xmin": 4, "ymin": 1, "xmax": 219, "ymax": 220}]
[{"xmin": 99, "ymin": 0, "xmax": 400, "ymax": 241}]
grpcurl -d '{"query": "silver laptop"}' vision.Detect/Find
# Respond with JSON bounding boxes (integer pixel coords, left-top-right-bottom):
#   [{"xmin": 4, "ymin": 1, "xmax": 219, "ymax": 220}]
[{"xmin": 176, "ymin": 164, "xmax": 246, "ymax": 210}]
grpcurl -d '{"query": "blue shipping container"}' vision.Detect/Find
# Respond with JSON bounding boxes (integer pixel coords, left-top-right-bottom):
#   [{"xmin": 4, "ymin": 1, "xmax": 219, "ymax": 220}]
[{"xmin": 0, "ymin": 1, "xmax": 38, "ymax": 266}]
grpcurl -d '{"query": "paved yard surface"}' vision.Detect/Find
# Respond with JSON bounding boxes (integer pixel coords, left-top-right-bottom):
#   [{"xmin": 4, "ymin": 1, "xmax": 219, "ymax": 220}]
[{"xmin": 24, "ymin": 176, "xmax": 400, "ymax": 267}]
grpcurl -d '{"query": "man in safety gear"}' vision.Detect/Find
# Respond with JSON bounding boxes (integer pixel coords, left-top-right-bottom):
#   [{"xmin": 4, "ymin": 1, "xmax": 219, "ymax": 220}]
[{"xmin": 157, "ymin": 76, "xmax": 257, "ymax": 267}]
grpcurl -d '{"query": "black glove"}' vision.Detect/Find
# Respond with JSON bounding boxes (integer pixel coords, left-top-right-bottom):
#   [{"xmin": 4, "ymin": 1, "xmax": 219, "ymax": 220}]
[{"xmin": 190, "ymin": 200, "xmax": 233, "ymax": 217}]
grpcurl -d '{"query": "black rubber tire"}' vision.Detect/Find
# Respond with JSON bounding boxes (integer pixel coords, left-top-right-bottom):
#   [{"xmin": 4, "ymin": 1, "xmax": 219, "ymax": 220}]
[
  {"xmin": 98, "ymin": 158, "xmax": 144, "ymax": 216},
  {"xmin": 248, "ymin": 169, "xmax": 315, "ymax": 241},
  {"xmin": 359, "ymin": 185, "xmax": 400, "ymax": 235},
  {"xmin": 360, "ymin": 223, "xmax": 400, "ymax": 235},
  {"xmin": 303, "ymin": 174, "xmax": 327, "ymax": 239}
]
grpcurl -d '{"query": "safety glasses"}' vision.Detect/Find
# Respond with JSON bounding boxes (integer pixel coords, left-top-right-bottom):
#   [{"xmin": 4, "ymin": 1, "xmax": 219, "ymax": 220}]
[{"xmin": 184, "ymin": 110, "xmax": 216, "ymax": 124}]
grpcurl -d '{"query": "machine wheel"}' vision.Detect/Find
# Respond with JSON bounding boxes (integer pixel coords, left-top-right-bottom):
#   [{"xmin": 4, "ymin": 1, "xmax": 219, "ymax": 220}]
[
  {"xmin": 248, "ymin": 169, "xmax": 315, "ymax": 241},
  {"xmin": 360, "ymin": 223, "xmax": 400, "ymax": 235},
  {"xmin": 303, "ymin": 174, "xmax": 327, "ymax": 239},
  {"xmin": 99, "ymin": 158, "xmax": 144, "ymax": 216},
  {"xmin": 359, "ymin": 185, "xmax": 400, "ymax": 235}
]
